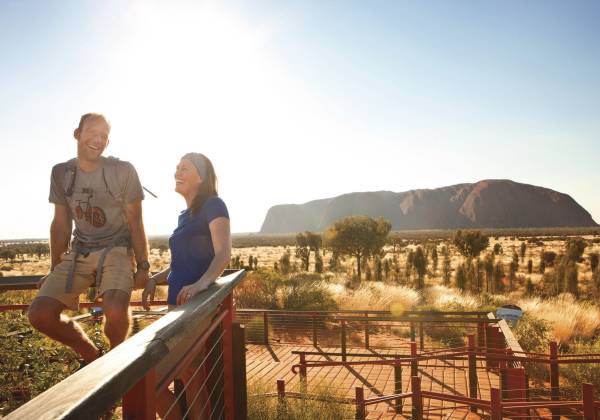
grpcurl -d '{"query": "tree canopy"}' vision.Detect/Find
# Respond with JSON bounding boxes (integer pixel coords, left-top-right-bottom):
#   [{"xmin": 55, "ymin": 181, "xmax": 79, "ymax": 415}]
[
  {"xmin": 452, "ymin": 230, "xmax": 489, "ymax": 259},
  {"xmin": 324, "ymin": 216, "xmax": 391, "ymax": 280}
]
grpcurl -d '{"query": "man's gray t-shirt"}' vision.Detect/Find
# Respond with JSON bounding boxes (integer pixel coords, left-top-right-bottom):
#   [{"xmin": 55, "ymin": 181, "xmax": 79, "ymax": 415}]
[{"xmin": 49, "ymin": 157, "xmax": 144, "ymax": 247}]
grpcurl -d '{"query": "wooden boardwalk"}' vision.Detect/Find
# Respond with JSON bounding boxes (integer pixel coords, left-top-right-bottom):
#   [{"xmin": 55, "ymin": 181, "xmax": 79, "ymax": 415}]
[{"xmin": 246, "ymin": 343, "xmax": 499, "ymax": 419}]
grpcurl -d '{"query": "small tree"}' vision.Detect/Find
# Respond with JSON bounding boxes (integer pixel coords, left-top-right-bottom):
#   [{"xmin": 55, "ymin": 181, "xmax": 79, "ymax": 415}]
[
  {"xmin": 442, "ymin": 253, "xmax": 451, "ymax": 286},
  {"xmin": 565, "ymin": 238, "xmax": 587, "ymax": 263},
  {"xmin": 295, "ymin": 233, "xmax": 311, "ymax": 271},
  {"xmin": 280, "ymin": 249, "xmax": 291, "ymax": 274},
  {"xmin": 484, "ymin": 253, "xmax": 495, "ymax": 293},
  {"xmin": 431, "ymin": 246, "xmax": 439, "ymax": 273},
  {"xmin": 493, "ymin": 262, "xmax": 505, "ymax": 292},
  {"xmin": 314, "ymin": 252, "xmax": 323, "ymax": 273},
  {"xmin": 527, "ymin": 259, "xmax": 533, "ymax": 274},
  {"xmin": 493, "ymin": 243, "xmax": 503, "ymax": 255},
  {"xmin": 383, "ymin": 258, "xmax": 391, "ymax": 280},
  {"xmin": 413, "ymin": 246, "xmax": 428, "ymax": 289},
  {"xmin": 566, "ymin": 262, "xmax": 579, "ymax": 298},
  {"xmin": 452, "ymin": 230, "xmax": 489, "ymax": 260},
  {"xmin": 455, "ymin": 263, "xmax": 467, "ymax": 290},
  {"xmin": 591, "ymin": 253, "xmax": 599, "ymax": 273},
  {"xmin": 520, "ymin": 242, "xmax": 527, "ymax": 260},
  {"xmin": 374, "ymin": 256, "xmax": 383, "ymax": 281},
  {"xmin": 324, "ymin": 216, "xmax": 391, "ymax": 281}
]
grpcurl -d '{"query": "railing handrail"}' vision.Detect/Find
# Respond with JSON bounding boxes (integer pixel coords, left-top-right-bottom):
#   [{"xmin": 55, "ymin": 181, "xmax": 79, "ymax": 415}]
[
  {"xmin": 5, "ymin": 269, "xmax": 246, "ymax": 420},
  {"xmin": 237, "ymin": 308, "xmax": 490, "ymax": 315},
  {"xmin": 488, "ymin": 311, "xmax": 525, "ymax": 368}
]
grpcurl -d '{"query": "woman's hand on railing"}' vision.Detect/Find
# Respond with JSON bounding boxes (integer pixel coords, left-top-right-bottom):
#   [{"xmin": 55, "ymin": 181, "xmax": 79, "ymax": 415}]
[{"xmin": 176, "ymin": 280, "xmax": 210, "ymax": 306}]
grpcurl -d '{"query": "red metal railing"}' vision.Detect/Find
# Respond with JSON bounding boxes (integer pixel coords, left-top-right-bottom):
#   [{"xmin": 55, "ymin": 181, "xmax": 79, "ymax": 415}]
[{"xmin": 2, "ymin": 270, "xmax": 247, "ymax": 419}]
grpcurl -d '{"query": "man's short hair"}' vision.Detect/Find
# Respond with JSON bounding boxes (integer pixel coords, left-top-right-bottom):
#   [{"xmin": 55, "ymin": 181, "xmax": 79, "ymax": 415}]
[{"xmin": 78, "ymin": 113, "xmax": 111, "ymax": 131}]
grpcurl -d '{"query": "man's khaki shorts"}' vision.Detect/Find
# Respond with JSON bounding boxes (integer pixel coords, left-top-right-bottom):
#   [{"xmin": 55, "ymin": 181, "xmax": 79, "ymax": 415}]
[{"xmin": 38, "ymin": 246, "xmax": 134, "ymax": 310}]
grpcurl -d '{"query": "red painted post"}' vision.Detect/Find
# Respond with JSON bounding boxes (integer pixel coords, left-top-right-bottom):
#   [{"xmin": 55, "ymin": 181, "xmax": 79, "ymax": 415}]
[
  {"xmin": 223, "ymin": 294, "xmax": 235, "ymax": 420},
  {"xmin": 550, "ymin": 341, "xmax": 560, "ymax": 420},
  {"xmin": 583, "ymin": 383, "xmax": 596, "ymax": 420},
  {"xmin": 491, "ymin": 388, "xmax": 502, "ymax": 420},
  {"xmin": 410, "ymin": 341, "xmax": 418, "ymax": 377},
  {"xmin": 477, "ymin": 320, "xmax": 485, "ymax": 349},
  {"xmin": 263, "ymin": 311, "xmax": 269, "ymax": 346},
  {"xmin": 299, "ymin": 353, "xmax": 307, "ymax": 380},
  {"xmin": 467, "ymin": 334, "xmax": 478, "ymax": 412},
  {"xmin": 394, "ymin": 359, "xmax": 403, "ymax": 414},
  {"xmin": 277, "ymin": 379, "xmax": 286, "ymax": 418},
  {"xmin": 122, "ymin": 368, "xmax": 157, "ymax": 420},
  {"xmin": 341, "ymin": 319, "xmax": 347, "ymax": 362},
  {"xmin": 312, "ymin": 313, "xmax": 318, "ymax": 347},
  {"xmin": 419, "ymin": 322, "xmax": 424, "ymax": 350},
  {"xmin": 355, "ymin": 386, "xmax": 365, "ymax": 420},
  {"xmin": 364, "ymin": 312, "xmax": 370, "ymax": 349},
  {"xmin": 411, "ymin": 376, "xmax": 422, "ymax": 420}
]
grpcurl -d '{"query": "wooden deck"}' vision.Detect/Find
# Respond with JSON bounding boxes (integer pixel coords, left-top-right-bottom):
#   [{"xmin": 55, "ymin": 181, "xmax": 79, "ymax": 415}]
[{"xmin": 246, "ymin": 343, "xmax": 500, "ymax": 419}]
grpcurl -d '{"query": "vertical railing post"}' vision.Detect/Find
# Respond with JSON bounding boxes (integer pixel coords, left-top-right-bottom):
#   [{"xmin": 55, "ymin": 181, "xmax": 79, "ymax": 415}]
[
  {"xmin": 355, "ymin": 387, "xmax": 365, "ymax": 420},
  {"xmin": 419, "ymin": 322, "xmax": 424, "ymax": 350},
  {"xmin": 299, "ymin": 353, "xmax": 307, "ymax": 381},
  {"xmin": 312, "ymin": 313, "xmax": 318, "ymax": 347},
  {"xmin": 477, "ymin": 319, "xmax": 485, "ymax": 349},
  {"xmin": 583, "ymin": 383, "xmax": 596, "ymax": 420},
  {"xmin": 410, "ymin": 321, "xmax": 415, "ymax": 342},
  {"xmin": 277, "ymin": 379, "xmax": 286, "ymax": 418},
  {"xmin": 491, "ymin": 387, "xmax": 502, "ymax": 420},
  {"xmin": 364, "ymin": 312, "xmax": 370, "ymax": 349},
  {"xmin": 263, "ymin": 311, "xmax": 269, "ymax": 346},
  {"xmin": 394, "ymin": 359, "xmax": 403, "ymax": 413},
  {"xmin": 122, "ymin": 368, "xmax": 157, "ymax": 420},
  {"xmin": 550, "ymin": 341, "xmax": 560, "ymax": 420},
  {"xmin": 341, "ymin": 319, "xmax": 347, "ymax": 362},
  {"xmin": 411, "ymin": 376, "xmax": 422, "ymax": 420},
  {"xmin": 410, "ymin": 341, "xmax": 418, "ymax": 377},
  {"xmin": 467, "ymin": 334, "xmax": 478, "ymax": 412},
  {"xmin": 232, "ymin": 321, "xmax": 247, "ymax": 420},
  {"xmin": 223, "ymin": 294, "xmax": 235, "ymax": 420}
]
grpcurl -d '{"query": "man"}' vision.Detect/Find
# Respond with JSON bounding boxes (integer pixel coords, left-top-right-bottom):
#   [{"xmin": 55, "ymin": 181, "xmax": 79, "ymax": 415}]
[{"xmin": 28, "ymin": 113, "xmax": 150, "ymax": 364}]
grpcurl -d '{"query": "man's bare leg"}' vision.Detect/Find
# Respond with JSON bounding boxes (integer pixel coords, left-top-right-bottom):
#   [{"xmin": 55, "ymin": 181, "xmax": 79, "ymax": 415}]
[
  {"xmin": 28, "ymin": 296, "xmax": 99, "ymax": 363},
  {"xmin": 102, "ymin": 289, "xmax": 131, "ymax": 349}
]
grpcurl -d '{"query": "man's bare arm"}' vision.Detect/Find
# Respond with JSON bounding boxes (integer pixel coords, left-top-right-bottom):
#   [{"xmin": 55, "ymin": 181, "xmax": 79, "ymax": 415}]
[
  {"xmin": 125, "ymin": 200, "xmax": 149, "ymax": 288},
  {"xmin": 50, "ymin": 204, "xmax": 72, "ymax": 271}
]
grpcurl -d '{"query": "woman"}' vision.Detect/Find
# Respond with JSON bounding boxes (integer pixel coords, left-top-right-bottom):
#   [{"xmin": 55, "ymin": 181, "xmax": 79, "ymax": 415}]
[
  {"xmin": 142, "ymin": 152, "xmax": 231, "ymax": 309},
  {"xmin": 142, "ymin": 153, "xmax": 231, "ymax": 419}
]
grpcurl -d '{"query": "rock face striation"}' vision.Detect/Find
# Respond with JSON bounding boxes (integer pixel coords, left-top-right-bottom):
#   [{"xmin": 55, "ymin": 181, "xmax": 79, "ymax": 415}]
[{"xmin": 259, "ymin": 180, "xmax": 598, "ymax": 234}]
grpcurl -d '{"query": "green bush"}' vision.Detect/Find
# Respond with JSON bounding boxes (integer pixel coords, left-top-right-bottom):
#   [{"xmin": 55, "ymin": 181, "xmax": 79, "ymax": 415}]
[
  {"xmin": 279, "ymin": 274, "xmax": 337, "ymax": 311},
  {"xmin": 512, "ymin": 315, "xmax": 551, "ymax": 385},
  {"xmin": 561, "ymin": 337, "xmax": 600, "ymax": 399}
]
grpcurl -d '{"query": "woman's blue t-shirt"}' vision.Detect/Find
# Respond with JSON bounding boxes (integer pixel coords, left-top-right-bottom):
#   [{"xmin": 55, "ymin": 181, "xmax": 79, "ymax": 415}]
[{"xmin": 167, "ymin": 196, "xmax": 229, "ymax": 305}]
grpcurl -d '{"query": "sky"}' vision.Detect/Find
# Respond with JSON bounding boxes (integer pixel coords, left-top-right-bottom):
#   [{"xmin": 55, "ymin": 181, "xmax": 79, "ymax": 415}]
[{"xmin": 0, "ymin": 0, "xmax": 599, "ymax": 239}]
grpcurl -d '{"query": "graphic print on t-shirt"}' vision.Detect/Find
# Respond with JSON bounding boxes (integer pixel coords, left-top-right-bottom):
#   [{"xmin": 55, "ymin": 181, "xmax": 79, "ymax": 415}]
[{"xmin": 74, "ymin": 188, "xmax": 107, "ymax": 228}]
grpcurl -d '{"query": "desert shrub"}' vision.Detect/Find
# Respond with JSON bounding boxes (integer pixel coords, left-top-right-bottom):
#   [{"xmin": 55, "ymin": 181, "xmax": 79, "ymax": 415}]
[
  {"xmin": 542, "ymin": 251, "xmax": 557, "ymax": 266},
  {"xmin": 279, "ymin": 274, "xmax": 337, "ymax": 311},
  {"xmin": 248, "ymin": 380, "xmax": 352, "ymax": 420},
  {"xmin": 561, "ymin": 338, "xmax": 600, "ymax": 398},
  {"xmin": 512, "ymin": 315, "xmax": 552, "ymax": 384},
  {"xmin": 233, "ymin": 269, "xmax": 282, "ymax": 309}
]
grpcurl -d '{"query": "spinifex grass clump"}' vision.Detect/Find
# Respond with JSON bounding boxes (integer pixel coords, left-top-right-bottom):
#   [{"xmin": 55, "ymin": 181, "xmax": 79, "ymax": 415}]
[{"xmin": 248, "ymin": 380, "xmax": 352, "ymax": 420}]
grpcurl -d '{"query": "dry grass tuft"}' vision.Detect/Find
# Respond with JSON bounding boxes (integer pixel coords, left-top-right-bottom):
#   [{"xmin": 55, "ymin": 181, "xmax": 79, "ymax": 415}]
[
  {"xmin": 425, "ymin": 285, "xmax": 481, "ymax": 311},
  {"xmin": 517, "ymin": 294, "xmax": 600, "ymax": 344},
  {"xmin": 328, "ymin": 281, "xmax": 421, "ymax": 312}
]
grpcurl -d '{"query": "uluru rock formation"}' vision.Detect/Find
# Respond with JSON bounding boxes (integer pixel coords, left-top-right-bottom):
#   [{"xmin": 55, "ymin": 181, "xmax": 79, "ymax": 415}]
[{"xmin": 259, "ymin": 180, "xmax": 598, "ymax": 234}]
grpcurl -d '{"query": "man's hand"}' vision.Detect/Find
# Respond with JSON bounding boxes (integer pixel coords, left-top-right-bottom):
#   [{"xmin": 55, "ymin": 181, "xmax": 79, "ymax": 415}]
[
  {"xmin": 142, "ymin": 277, "xmax": 157, "ymax": 311},
  {"xmin": 133, "ymin": 269, "xmax": 150, "ymax": 290}
]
